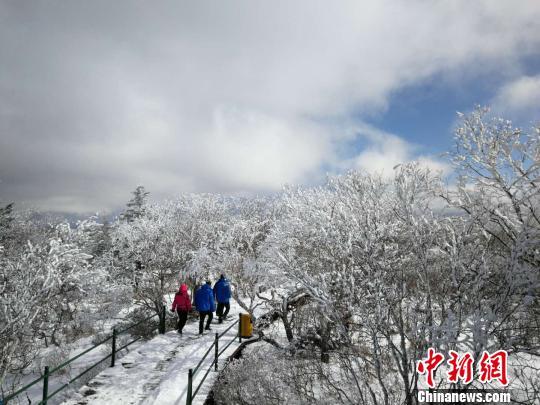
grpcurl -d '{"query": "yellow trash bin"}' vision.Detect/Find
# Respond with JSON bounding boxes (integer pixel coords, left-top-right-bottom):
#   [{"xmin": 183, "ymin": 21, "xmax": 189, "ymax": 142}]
[{"xmin": 240, "ymin": 313, "xmax": 253, "ymax": 338}]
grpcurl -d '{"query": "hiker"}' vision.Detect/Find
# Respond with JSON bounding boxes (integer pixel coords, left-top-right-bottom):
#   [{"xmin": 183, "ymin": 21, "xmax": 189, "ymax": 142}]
[
  {"xmin": 194, "ymin": 281, "xmax": 216, "ymax": 334},
  {"xmin": 171, "ymin": 283, "xmax": 192, "ymax": 334},
  {"xmin": 213, "ymin": 274, "xmax": 231, "ymax": 323}
]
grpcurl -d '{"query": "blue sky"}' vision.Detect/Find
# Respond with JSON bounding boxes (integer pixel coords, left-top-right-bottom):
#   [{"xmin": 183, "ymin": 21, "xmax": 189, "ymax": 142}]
[
  {"xmin": 1, "ymin": 1, "xmax": 540, "ymax": 213},
  {"xmin": 371, "ymin": 53, "xmax": 540, "ymax": 154}
]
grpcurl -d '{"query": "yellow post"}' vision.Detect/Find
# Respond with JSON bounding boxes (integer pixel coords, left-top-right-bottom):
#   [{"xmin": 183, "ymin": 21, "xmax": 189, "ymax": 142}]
[{"xmin": 240, "ymin": 313, "xmax": 253, "ymax": 338}]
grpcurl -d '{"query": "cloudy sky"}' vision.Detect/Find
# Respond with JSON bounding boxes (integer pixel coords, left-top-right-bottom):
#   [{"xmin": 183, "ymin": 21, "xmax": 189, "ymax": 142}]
[{"xmin": 1, "ymin": 1, "xmax": 540, "ymax": 213}]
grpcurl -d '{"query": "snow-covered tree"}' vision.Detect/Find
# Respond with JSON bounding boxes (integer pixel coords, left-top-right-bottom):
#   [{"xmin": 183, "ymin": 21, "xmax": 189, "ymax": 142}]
[
  {"xmin": 443, "ymin": 107, "xmax": 540, "ymax": 356},
  {"xmin": 112, "ymin": 194, "xmax": 232, "ymax": 327},
  {"xmin": 120, "ymin": 185, "xmax": 150, "ymax": 223},
  {"xmin": 213, "ymin": 197, "xmax": 278, "ymax": 317},
  {"xmin": 0, "ymin": 222, "xmax": 91, "ymax": 388}
]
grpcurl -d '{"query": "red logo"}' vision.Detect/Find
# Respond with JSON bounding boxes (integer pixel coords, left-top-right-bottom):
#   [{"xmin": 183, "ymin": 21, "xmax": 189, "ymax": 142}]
[
  {"xmin": 417, "ymin": 349, "xmax": 509, "ymax": 387},
  {"xmin": 478, "ymin": 350, "xmax": 508, "ymax": 386},
  {"xmin": 417, "ymin": 348, "xmax": 445, "ymax": 388},
  {"xmin": 447, "ymin": 350, "xmax": 474, "ymax": 384}
]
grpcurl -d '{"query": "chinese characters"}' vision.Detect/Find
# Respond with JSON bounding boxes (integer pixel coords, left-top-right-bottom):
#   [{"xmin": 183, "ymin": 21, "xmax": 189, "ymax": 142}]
[{"xmin": 417, "ymin": 349, "xmax": 509, "ymax": 388}]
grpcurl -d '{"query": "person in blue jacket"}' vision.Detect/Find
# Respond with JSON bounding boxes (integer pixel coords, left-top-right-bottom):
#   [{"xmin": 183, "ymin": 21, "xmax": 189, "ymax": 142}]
[
  {"xmin": 194, "ymin": 281, "xmax": 216, "ymax": 334},
  {"xmin": 213, "ymin": 274, "xmax": 231, "ymax": 323}
]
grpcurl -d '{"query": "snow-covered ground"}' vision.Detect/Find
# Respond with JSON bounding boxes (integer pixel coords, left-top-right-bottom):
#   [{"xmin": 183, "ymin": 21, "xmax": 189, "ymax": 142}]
[
  {"xmin": 3, "ymin": 331, "xmax": 146, "ymax": 405},
  {"xmin": 62, "ymin": 303, "xmax": 241, "ymax": 405}
]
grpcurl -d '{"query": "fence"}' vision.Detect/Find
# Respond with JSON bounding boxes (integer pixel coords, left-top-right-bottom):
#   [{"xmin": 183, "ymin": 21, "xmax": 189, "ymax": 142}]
[
  {"xmin": 185, "ymin": 314, "xmax": 243, "ymax": 405},
  {"xmin": 1, "ymin": 307, "xmax": 166, "ymax": 405}
]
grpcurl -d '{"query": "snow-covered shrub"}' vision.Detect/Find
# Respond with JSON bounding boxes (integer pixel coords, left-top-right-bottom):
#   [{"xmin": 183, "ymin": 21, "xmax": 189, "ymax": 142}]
[
  {"xmin": 214, "ymin": 344, "xmax": 315, "ymax": 405},
  {"xmin": 35, "ymin": 345, "xmax": 72, "ymax": 376},
  {"xmin": 214, "ymin": 341, "xmax": 402, "ymax": 405},
  {"xmin": 114, "ymin": 308, "xmax": 159, "ymax": 340}
]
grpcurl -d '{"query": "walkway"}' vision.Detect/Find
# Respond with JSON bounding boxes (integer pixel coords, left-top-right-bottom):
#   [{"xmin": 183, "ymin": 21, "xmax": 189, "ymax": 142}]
[{"xmin": 62, "ymin": 307, "xmax": 240, "ymax": 405}]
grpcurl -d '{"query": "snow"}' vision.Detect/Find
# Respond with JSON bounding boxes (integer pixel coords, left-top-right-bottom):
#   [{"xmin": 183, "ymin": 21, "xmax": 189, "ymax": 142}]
[
  {"xmin": 3, "ymin": 335, "xmax": 145, "ymax": 405},
  {"xmin": 62, "ymin": 304, "xmax": 242, "ymax": 405}
]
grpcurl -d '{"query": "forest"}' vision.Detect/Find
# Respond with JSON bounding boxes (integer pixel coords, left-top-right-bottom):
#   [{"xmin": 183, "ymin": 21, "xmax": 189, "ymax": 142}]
[{"xmin": 1, "ymin": 107, "xmax": 539, "ymax": 404}]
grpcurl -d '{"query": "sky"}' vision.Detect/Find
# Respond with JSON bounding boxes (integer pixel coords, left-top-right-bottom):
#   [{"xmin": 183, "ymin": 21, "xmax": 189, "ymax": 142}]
[{"xmin": 1, "ymin": 0, "xmax": 540, "ymax": 214}]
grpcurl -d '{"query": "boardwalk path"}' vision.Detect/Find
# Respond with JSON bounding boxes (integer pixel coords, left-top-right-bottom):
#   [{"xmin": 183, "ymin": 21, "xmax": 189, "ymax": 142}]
[{"xmin": 63, "ymin": 306, "xmax": 240, "ymax": 405}]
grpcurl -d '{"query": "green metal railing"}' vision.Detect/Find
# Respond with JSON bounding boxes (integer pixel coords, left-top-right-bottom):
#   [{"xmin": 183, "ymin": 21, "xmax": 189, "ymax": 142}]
[
  {"xmin": 2, "ymin": 306, "xmax": 166, "ymax": 405},
  {"xmin": 185, "ymin": 317, "xmax": 241, "ymax": 405}
]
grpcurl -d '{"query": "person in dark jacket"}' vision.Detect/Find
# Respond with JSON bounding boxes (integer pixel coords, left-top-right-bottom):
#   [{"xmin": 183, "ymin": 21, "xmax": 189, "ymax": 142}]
[
  {"xmin": 213, "ymin": 274, "xmax": 232, "ymax": 323},
  {"xmin": 171, "ymin": 283, "xmax": 192, "ymax": 334},
  {"xmin": 194, "ymin": 281, "xmax": 216, "ymax": 334}
]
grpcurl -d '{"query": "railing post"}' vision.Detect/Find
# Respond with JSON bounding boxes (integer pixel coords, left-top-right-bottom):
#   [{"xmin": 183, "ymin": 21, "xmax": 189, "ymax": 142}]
[
  {"xmin": 42, "ymin": 366, "xmax": 49, "ymax": 405},
  {"xmin": 111, "ymin": 328, "xmax": 117, "ymax": 367},
  {"xmin": 186, "ymin": 368, "xmax": 193, "ymax": 405},
  {"xmin": 214, "ymin": 333, "xmax": 219, "ymax": 371},
  {"xmin": 239, "ymin": 313, "xmax": 242, "ymax": 343},
  {"xmin": 160, "ymin": 305, "xmax": 166, "ymax": 334}
]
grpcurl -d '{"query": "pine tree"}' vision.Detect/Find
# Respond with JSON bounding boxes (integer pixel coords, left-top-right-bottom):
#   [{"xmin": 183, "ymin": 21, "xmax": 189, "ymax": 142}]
[{"xmin": 121, "ymin": 186, "xmax": 149, "ymax": 222}]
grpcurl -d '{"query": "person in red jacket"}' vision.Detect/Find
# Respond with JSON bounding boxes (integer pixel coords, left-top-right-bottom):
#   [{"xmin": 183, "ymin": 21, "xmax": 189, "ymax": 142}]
[{"xmin": 171, "ymin": 284, "xmax": 192, "ymax": 334}]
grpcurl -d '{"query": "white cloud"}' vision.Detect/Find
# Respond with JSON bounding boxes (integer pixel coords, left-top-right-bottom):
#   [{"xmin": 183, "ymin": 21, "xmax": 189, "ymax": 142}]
[
  {"xmin": 492, "ymin": 75, "xmax": 540, "ymax": 123},
  {"xmin": 416, "ymin": 156, "xmax": 451, "ymax": 176},
  {"xmin": 1, "ymin": 0, "xmax": 539, "ymax": 212},
  {"xmin": 199, "ymin": 107, "xmax": 332, "ymax": 190},
  {"xmin": 348, "ymin": 124, "xmax": 450, "ymax": 177}
]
